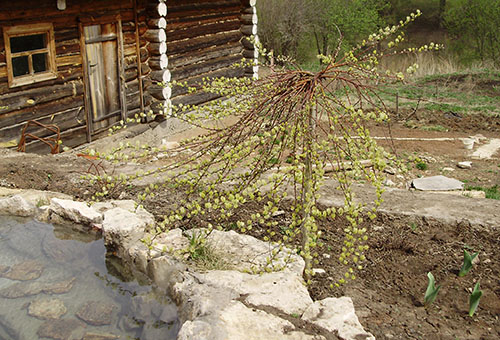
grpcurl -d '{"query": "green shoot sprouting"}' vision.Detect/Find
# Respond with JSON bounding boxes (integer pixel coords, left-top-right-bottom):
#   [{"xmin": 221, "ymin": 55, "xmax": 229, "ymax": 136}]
[
  {"xmin": 469, "ymin": 281, "xmax": 483, "ymax": 317},
  {"xmin": 424, "ymin": 272, "xmax": 441, "ymax": 307},
  {"xmin": 459, "ymin": 249, "xmax": 479, "ymax": 277}
]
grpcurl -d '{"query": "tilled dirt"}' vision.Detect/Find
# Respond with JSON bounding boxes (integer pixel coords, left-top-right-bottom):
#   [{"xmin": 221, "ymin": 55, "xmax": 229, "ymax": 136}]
[{"xmin": 1, "ymin": 93, "xmax": 500, "ymax": 339}]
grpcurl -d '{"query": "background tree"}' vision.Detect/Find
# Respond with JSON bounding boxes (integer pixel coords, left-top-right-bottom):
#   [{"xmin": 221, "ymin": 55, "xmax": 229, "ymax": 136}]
[
  {"xmin": 305, "ymin": 0, "xmax": 387, "ymax": 59},
  {"xmin": 257, "ymin": 0, "xmax": 308, "ymax": 59},
  {"xmin": 444, "ymin": 0, "xmax": 500, "ymax": 65}
]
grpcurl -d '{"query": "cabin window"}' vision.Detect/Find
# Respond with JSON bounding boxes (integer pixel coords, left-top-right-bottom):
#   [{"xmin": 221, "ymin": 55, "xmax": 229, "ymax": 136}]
[{"xmin": 3, "ymin": 23, "xmax": 57, "ymax": 87}]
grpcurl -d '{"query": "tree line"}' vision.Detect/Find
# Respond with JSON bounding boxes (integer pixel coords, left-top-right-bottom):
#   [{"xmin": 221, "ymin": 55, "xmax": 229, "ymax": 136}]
[{"xmin": 257, "ymin": 0, "xmax": 500, "ymax": 66}]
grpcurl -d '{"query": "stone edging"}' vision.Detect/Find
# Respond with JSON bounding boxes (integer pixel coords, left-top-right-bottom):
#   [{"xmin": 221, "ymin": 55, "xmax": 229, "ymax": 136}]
[{"xmin": 0, "ymin": 188, "xmax": 374, "ymax": 340}]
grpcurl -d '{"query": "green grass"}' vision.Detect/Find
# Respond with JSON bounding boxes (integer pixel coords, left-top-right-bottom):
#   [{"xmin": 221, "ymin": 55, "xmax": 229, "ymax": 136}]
[
  {"xmin": 420, "ymin": 124, "xmax": 449, "ymax": 132},
  {"xmin": 465, "ymin": 185, "xmax": 500, "ymax": 200},
  {"xmin": 376, "ymin": 69, "xmax": 500, "ymax": 118}
]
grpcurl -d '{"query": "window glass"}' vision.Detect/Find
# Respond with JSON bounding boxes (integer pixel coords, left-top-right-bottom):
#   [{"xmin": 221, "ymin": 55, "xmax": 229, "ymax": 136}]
[
  {"xmin": 12, "ymin": 56, "xmax": 29, "ymax": 77},
  {"xmin": 10, "ymin": 34, "xmax": 46, "ymax": 53},
  {"xmin": 32, "ymin": 53, "xmax": 48, "ymax": 73}
]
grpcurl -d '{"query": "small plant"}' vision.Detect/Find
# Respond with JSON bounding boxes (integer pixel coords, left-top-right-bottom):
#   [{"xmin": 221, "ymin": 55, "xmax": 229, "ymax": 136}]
[
  {"xmin": 469, "ymin": 281, "xmax": 483, "ymax": 317},
  {"xmin": 416, "ymin": 162, "xmax": 428, "ymax": 171},
  {"xmin": 409, "ymin": 222, "xmax": 418, "ymax": 232},
  {"xmin": 424, "ymin": 272, "xmax": 441, "ymax": 307},
  {"xmin": 458, "ymin": 249, "xmax": 479, "ymax": 277},
  {"xmin": 35, "ymin": 198, "xmax": 49, "ymax": 208}
]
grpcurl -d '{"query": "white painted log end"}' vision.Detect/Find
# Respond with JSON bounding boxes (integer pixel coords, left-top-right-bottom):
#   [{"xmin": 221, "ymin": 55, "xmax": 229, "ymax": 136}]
[
  {"xmin": 159, "ymin": 41, "xmax": 167, "ymax": 54},
  {"xmin": 159, "ymin": 29, "xmax": 166, "ymax": 42},
  {"xmin": 162, "ymin": 69, "xmax": 171, "ymax": 83},
  {"xmin": 158, "ymin": 2, "xmax": 167, "ymax": 17},
  {"xmin": 158, "ymin": 17, "xmax": 167, "ymax": 29},
  {"xmin": 162, "ymin": 85, "xmax": 172, "ymax": 100},
  {"xmin": 252, "ymin": 13, "xmax": 258, "ymax": 25},
  {"xmin": 160, "ymin": 54, "xmax": 169, "ymax": 69}
]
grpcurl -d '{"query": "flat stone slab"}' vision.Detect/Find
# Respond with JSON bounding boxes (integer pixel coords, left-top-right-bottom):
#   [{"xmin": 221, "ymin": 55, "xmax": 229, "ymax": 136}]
[
  {"xmin": 0, "ymin": 277, "xmax": 75, "ymax": 299},
  {"xmin": 472, "ymin": 138, "xmax": 500, "ymax": 159},
  {"xmin": 76, "ymin": 301, "xmax": 115, "ymax": 326},
  {"xmin": 0, "ymin": 195, "xmax": 36, "ymax": 217},
  {"xmin": 0, "ymin": 260, "xmax": 43, "ymax": 281},
  {"xmin": 302, "ymin": 297, "xmax": 375, "ymax": 340},
  {"xmin": 37, "ymin": 319, "xmax": 83, "ymax": 340},
  {"xmin": 49, "ymin": 197, "xmax": 102, "ymax": 225},
  {"xmin": 411, "ymin": 175, "xmax": 464, "ymax": 191},
  {"xmin": 28, "ymin": 298, "xmax": 67, "ymax": 320},
  {"xmin": 82, "ymin": 333, "xmax": 120, "ymax": 340}
]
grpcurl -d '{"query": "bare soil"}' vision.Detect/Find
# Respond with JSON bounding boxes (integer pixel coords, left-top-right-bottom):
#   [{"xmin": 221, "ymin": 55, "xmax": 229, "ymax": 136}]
[{"xmin": 1, "ymin": 77, "xmax": 499, "ymax": 340}]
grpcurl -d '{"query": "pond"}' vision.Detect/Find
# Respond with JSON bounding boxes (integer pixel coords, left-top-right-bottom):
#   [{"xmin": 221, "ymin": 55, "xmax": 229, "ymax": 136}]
[{"xmin": 0, "ymin": 216, "xmax": 179, "ymax": 340}]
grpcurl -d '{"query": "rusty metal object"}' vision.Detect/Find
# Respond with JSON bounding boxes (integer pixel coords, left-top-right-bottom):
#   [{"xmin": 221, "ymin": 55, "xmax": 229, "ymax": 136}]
[
  {"xmin": 76, "ymin": 153, "xmax": 107, "ymax": 176},
  {"xmin": 17, "ymin": 120, "xmax": 61, "ymax": 154}
]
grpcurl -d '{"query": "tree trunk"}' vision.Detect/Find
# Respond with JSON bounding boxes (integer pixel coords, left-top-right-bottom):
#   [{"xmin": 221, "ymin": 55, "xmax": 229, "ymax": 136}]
[
  {"xmin": 438, "ymin": 0, "xmax": 446, "ymax": 28},
  {"xmin": 301, "ymin": 105, "xmax": 316, "ymax": 282}
]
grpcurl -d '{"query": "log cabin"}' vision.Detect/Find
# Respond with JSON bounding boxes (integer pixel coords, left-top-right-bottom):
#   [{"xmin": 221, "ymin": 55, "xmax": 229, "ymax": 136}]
[{"xmin": 0, "ymin": 0, "xmax": 258, "ymax": 152}]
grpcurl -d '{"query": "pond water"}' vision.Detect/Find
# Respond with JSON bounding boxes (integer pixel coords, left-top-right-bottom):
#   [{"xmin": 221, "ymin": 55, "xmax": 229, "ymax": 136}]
[{"xmin": 0, "ymin": 216, "xmax": 179, "ymax": 340}]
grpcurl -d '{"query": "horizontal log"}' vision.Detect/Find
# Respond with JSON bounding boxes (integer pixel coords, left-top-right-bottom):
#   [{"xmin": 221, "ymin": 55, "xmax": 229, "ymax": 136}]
[
  {"xmin": 167, "ymin": 30, "xmax": 242, "ymax": 56},
  {"xmin": 125, "ymin": 68, "xmax": 139, "ymax": 82},
  {"xmin": 242, "ymin": 49, "xmax": 258, "ymax": 59},
  {"xmin": 1, "ymin": 105, "xmax": 86, "ymax": 142},
  {"xmin": 171, "ymin": 91, "xmax": 222, "ymax": 107},
  {"xmin": 125, "ymin": 78, "xmax": 140, "ymax": 93},
  {"xmin": 147, "ymin": 42, "xmax": 167, "ymax": 56},
  {"xmin": 241, "ymin": 13, "xmax": 258, "ymax": 25},
  {"xmin": 171, "ymin": 54, "xmax": 242, "ymax": 81},
  {"xmin": 167, "ymin": 19, "xmax": 241, "ymax": 43},
  {"xmin": 0, "ymin": 66, "xmax": 83, "ymax": 94},
  {"xmin": 144, "ymin": 29, "xmax": 167, "ymax": 43},
  {"xmin": 150, "ymin": 69, "xmax": 171, "ymax": 83},
  {"xmin": 147, "ymin": 85, "xmax": 172, "ymax": 101},
  {"xmin": 240, "ymin": 0, "xmax": 257, "ymax": 7},
  {"xmin": 0, "ymin": 81, "xmax": 84, "ymax": 116},
  {"xmin": 149, "ymin": 54, "xmax": 169, "ymax": 70},
  {"xmin": 242, "ymin": 7, "xmax": 256, "ymax": 15},
  {"xmin": 147, "ymin": 17, "xmax": 167, "ymax": 29},
  {"xmin": 140, "ymin": 47, "xmax": 149, "ymax": 63},
  {"xmin": 241, "ymin": 35, "xmax": 257, "ymax": 50},
  {"xmin": 171, "ymin": 66, "xmax": 245, "ymax": 97},
  {"xmin": 169, "ymin": 42, "xmax": 242, "ymax": 69},
  {"xmin": 0, "ymin": 95, "xmax": 85, "ymax": 131},
  {"xmin": 241, "ymin": 24, "xmax": 257, "ymax": 36}
]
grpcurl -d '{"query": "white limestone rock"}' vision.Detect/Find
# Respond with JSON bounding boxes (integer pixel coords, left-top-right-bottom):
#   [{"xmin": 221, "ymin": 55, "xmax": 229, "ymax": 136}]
[
  {"xmin": 91, "ymin": 200, "xmax": 137, "ymax": 214},
  {"xmin": 49, "ymin": 198, "xmax": 102, "ymax": 225},
  {"xmin": 457, "ymin": 161, "xmax": 472, "ymax": 169},
  {"xmin": 177, "ymin": 301, "xmax": 324, "ymax": 340},
  {"xmin": 186, "ymin": 229, "xmax": 304, "ymax": 276},
  {"xmin": 149, "ymin": 228, "xmax": 189, "ymax": 258},
  {"xmin": 0, "ymin": 195, "xmax": 36, "ymax": 217},
  {"xmin": 302, "ymin": 297, "xmax": 375, "ymax": 340},
  {"xmin": 195, "ymin": 270, "xmax": 312, "ymax": 315},
  {"xmin": 102, "ymin": 207, "xmax": 155, "ymax": 250},
  {"xmin": 28, "ymin": 298, "xmax": 67, "ymax": 320},
  {"xmin": 411, "ymin": 175, "xmax": 463, "ymax": 191}
]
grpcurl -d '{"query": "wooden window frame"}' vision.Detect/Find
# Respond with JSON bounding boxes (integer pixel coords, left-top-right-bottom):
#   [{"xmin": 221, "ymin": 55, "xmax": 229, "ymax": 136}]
[{"xmin": 3, "ymin": 23, "xmax": 57, "ymax": 88}]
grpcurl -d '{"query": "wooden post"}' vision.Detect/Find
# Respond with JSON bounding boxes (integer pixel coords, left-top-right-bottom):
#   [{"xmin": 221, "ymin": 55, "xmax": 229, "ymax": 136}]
[
  {"xmin": 117, "ymin": 16, "xmax": 127, "ymax": 122},
  {"xmin": 134, "ymin": 0, "xmax": 145, "ymax": 113},
  {"xmin": 78, "ymin": 20, "xmax": 92, "ymax": 143}
]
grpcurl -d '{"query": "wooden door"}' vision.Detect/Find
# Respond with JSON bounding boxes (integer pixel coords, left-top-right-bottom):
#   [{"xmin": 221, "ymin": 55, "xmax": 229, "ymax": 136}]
[{"xmin": 80, "ymin": 18, "xmax": 126, "ymax": 140}]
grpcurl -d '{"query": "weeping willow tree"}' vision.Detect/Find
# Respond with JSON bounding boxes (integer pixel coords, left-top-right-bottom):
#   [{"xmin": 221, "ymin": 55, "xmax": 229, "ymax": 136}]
[{"xmin": 85, "ymin": 11, "xmax": 439, "ymax": 285}]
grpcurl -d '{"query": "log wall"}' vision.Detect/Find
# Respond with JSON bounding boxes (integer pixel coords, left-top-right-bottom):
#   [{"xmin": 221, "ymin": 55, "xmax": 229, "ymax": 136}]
[
  {"xmin": 163, "ymin": 0, "xmax": 250, "ymax": 107},
  {"xmin": 0, "ymin": 0, "xmax": 146, "ymax": 152},
  {"xmin": 0, "ymin": 0, "xmax": 258, "ymax": 152}
]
